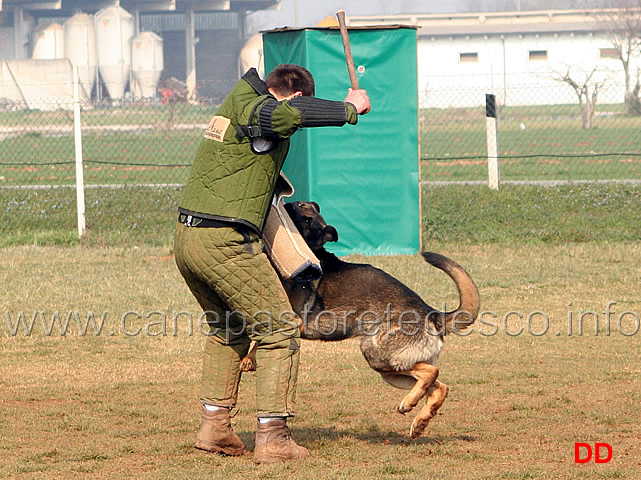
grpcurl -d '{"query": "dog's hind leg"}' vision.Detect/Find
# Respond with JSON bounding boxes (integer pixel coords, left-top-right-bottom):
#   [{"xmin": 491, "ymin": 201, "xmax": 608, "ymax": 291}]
[
  {"xmin": 409, "ymin": 381, "xmax": 449, "ymax": 439},
  {"xmin": 395, "ymin": 363, "xmax": 439, "ymax": 415}
]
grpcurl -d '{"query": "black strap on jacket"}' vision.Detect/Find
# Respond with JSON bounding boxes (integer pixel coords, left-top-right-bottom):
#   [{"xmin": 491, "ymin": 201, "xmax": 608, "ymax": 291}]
[
  {"xmin": 234, "ymin": 68, "xmax": 281, "ymax": 152},
  {"xmin": 234, "ymin": 96, "xmax": 273, "ymax": 139},
  {"xmin": 241, "ymin": 67, "xmax": 269, "ymax": 96}
]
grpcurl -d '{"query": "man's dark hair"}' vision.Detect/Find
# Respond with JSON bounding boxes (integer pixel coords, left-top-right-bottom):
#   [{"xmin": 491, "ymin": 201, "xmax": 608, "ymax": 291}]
[{"xmin": 266, "ymin": 64, "xmax": 315, "ymax": 97}]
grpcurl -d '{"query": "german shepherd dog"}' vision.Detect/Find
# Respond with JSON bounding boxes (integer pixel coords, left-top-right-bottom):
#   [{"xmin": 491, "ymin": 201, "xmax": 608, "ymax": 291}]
[{"xmin": 242, "ymin": 201, "xmax": 481, "ymax": 439}]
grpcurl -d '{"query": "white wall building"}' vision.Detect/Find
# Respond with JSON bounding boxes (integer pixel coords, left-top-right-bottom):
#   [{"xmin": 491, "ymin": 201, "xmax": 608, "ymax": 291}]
[{"xmin": 348, "ymin": 9, "xmax": 640, "ymax": 108}]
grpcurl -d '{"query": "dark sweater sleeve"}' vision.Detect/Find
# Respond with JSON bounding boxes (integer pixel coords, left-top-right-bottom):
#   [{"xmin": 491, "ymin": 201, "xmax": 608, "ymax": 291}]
[
  {"xmin": 288, "ymin": 96, "xmax": 358, "ymax": 127},
  {"xmin": 257, "ymin": 96, "xmax": 358, "ymax": 140}
]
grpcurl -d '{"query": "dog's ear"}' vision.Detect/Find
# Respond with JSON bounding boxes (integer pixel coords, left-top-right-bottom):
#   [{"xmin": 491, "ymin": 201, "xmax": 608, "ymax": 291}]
[
  {"xmin": 311, "ymin": 202, "xmax": 320, "ymax": 213},
  {"xmin": 324, "ymin": 225, "xmax": 338, "ymax": 243}
]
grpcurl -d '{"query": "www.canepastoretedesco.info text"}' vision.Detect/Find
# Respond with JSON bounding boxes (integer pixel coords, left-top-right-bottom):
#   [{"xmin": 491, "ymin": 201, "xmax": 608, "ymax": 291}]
[{"xmin": 2, "ymin": 302, "xmax": 639, "ymax": 337}]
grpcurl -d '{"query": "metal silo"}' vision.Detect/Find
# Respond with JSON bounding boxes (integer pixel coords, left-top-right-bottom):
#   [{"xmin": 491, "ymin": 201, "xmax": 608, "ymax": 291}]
[
  {"xmin": 131, "ymin": 31, "xmax": 163, "ymax": 98},
  {"xmin": 95, "ymin": 5, "xmax": 134, "ymax": 101},
  {"xmin": 64, "ymin": 13, "xmax": 97, "ymax": 100},
  {"xmin": 32, "ymin": 22, "xmax": 64, "ymax": 59},
  {"xmin": 239, "ymin": 33, "xmax": 264, "ymax": 78}
]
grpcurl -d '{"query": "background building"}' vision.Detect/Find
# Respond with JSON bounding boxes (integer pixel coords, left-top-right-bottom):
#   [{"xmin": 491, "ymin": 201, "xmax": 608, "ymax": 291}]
[
  {"xmin": 348, "ymin": 9, "xmax": 640, "ymax": 108},
  {"xmin": 0, "ymin": 0, "xmax": 279, "ymax": 101},
  {"xmin": 1, "ymin": 2, "xmax": 638, "ymax": 107}
]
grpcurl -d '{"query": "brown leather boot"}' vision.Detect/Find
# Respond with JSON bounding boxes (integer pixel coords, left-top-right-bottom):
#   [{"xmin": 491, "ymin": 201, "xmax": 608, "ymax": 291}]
[
  {"xmin": 195, "ymin": 406, "xmax": 247, "ymax": 456},
  {"xmin": 254, "ymin": 418, "xmax": 310, "ymax": 464}
]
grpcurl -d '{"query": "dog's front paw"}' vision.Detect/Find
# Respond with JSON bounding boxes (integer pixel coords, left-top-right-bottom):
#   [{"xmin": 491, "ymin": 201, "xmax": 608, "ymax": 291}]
[
  {"xmin": 240, "ymin": 356, "xmax": 256, "ymax": 372},
  {"xmin": 397, "ymin": 402, "xmax": 411, "ymax": 415}
]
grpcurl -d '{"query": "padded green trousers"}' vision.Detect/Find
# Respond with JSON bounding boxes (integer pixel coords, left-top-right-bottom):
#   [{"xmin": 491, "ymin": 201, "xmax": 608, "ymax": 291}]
[{"xmin": 174, "ymin": 222, "xmax": 300, "ymax": 417}]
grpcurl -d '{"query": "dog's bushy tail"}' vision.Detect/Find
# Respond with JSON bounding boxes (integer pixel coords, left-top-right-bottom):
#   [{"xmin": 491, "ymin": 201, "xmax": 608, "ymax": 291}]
[{"xmin": 422, "ymin": 252, "xmax": 480, "ymax": 334}]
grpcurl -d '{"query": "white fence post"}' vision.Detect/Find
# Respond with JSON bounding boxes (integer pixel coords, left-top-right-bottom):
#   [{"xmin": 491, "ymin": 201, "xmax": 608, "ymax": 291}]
[
  {"xmin": 73, "ymin": 65, "xmax": 86, "ymax": 238},
  {"xmin": 486, "ymin": 93, "xmax": 500, "ymax": 191}
]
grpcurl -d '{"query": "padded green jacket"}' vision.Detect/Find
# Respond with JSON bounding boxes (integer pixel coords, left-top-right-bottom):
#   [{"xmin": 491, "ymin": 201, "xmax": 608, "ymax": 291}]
[{"xmin": 179, "ymin": 68, "xmax": 358, "ymax": 234}]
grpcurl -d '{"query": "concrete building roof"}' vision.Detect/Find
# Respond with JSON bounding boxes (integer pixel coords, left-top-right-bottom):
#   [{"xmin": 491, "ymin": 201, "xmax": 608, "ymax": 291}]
[{"xmin": 347, "ymin": 9, "xmax": 621, "ymax": 37}]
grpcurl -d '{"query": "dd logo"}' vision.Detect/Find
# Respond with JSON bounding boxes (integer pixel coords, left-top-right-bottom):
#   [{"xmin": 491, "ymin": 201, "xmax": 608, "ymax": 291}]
[{"xmin": 574, "ymin": 443, "xmax": 612, "ymax": 464}]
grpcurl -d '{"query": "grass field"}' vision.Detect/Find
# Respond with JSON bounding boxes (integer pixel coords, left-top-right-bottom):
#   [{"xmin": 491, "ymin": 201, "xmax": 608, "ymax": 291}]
[
  {"xmin": 1, "ymin": 102, "xmax": 640, "ymax": 478},
  {"xmin": 2, "ymin": 103, "xmax": 641, "ymax": 188},
  {"xmin": 1, "ymin": 243, "xmax": 640, "ymax": 479},
  {"xmin": 2, "ymin": 182, "xmax": 641, "ymax": 247},
  {"xmin": 420, "ymin": 105, "xmax": 641, "ymax": 182}
]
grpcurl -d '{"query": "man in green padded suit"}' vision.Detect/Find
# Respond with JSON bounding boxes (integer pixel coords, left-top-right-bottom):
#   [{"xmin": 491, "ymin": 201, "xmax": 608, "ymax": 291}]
[{"xmin": 174, "ymin": 64, "xmax": 371, "ymax": 464}]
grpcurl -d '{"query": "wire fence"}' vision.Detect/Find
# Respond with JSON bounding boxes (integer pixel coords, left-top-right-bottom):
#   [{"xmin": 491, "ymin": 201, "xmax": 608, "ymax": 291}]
[
  {"xmin": 1, "ymin": 74, "xmax": 641, "ymax": 246},
  {"xmin": 420, "ymin": 78, "xmax": 641, "ymax": 185}
]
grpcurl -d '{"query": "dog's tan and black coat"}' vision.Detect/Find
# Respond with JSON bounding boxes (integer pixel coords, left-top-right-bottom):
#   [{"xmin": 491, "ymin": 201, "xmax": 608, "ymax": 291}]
[{"xmin": 244, "ymin": 201, "xmax": 480, "ymax": 438}]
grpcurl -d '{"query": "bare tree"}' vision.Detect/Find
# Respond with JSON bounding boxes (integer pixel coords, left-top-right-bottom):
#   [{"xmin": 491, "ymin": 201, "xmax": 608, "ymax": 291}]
[
  {"xmin": 592, "ymin": 1, "xmax": 641, "ymax": 114},
  {"xmin": 554, "ymin": 66, "xmax": 606, "ymax": 128}
]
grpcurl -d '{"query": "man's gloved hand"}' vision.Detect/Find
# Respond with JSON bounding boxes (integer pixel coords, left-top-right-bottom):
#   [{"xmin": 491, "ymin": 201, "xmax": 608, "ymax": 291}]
[{"xmin": 345, "ymin": 88, "xmax": 371, "ymax": 115}]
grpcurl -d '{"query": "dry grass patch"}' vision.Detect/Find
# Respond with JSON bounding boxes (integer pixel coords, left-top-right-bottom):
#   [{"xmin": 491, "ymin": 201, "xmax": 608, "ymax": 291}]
[{"xmin": 1, "ymin": 244, "xmax": 640, "ymax": 479}]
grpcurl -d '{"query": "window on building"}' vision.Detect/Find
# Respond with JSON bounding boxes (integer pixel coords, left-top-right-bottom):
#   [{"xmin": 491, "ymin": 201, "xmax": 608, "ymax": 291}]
[
  {"xmin": 599, "ymin": 48, "xmax": 619, "ymax": 59},
  {"xmin": 528, "ymin": 50, "xmax": 548, "ymax": 61},
  {"xmin": 459, "ymin": 52, "xmax": 479, "ymax": 63}
]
